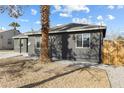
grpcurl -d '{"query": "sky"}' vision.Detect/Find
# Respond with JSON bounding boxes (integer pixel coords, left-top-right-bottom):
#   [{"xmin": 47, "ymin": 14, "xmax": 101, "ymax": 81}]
[{"xmin": 0, "ymin": 5, "xmax": 124, "ymax": 39}]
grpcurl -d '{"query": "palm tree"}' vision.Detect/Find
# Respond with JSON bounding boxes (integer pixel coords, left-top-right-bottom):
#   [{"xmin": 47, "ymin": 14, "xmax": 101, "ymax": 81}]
[
  {"xmin": 9, "ymin": 22, "xmax": 20, "ymax": 30},
  {"xmin": 40, "ymin": 5, "xmax": 51, "ymax": 63},
  {"xmin": 0, "ymin": 5, "xmax": 23, "ymax": 37}
]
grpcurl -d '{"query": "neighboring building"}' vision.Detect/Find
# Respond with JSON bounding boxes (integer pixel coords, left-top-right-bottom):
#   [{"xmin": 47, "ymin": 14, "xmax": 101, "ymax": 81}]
[
  {"xmin": 0, "ymin": 30, "xmax": 4, "ymax": 33},
  {"xmin": 0, "ymin": 29, "xmax": 20, "ymax": 50},
  {"xmin": 13, "ymin": 23, "xmax": 106, "ymax": 63}
]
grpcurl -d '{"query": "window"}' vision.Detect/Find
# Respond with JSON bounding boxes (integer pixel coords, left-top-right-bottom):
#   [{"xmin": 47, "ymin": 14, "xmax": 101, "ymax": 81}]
[
  {"xmin": 20, "ymin": 39, "xmax": 24, "ymax": 47},
  {"xmin": 21, "ymin": 43, "xmax": 23, "ymax": 47},
  {"xmin": 35, "ymin": 37, "xmax": 40, "ymax": 48},
  {"xmin": 83, "ymin": 34, "xmax": 90, "ymax": 47},
  {"xmin": 36, "ymin": 42, "xmax": 40, "ymax": 48},
  {"xmin": 0, "ymin": 35, "xmax": 3, "ymax": 39},
  {"xmin": 77, "ymin": 34, "xmax": 82, "ymax": 47},
  {"xmin": 76, "ymin": 33, "xmax": 90, "ymax": 48},
  {"xmin": 8, "ymin": 39, "xmax": 12, "ymax": 44}
]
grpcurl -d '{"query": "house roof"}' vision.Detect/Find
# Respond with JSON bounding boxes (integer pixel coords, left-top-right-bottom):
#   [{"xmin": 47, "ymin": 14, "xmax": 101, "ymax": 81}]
[
  {"xmin": 51, "ymin": 23, "xmax": 105, "ymax": 31},
  {"xmin": 13, "ymin": 23, "xmax": 106, "ymax": 39},
  {"xmin": 12, "ymin": 31, "xmax": 33, "ymax": 39},
  {"xmin": 12, "ymin": 33, "xmax": 28, "ymax": 39},
  {"xmin": 0, "ymin": 30, "xmax": 5, "ymax": 32},
  {"xmin": 50, "ymin": 23, "xmax": 106, "ymax": 37},
  {"xmin": 0, "ymin": 29, "xmax": 20, "ymax": 33}
]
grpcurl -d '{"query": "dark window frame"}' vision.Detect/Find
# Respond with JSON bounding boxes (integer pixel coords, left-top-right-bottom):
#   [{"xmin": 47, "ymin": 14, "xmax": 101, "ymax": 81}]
[
  {"xmin": 8, "ymin": 39, "xmax": 12, "ymax": 45},
  {"xmin": 0, "ymin": 35, "xmax": 3, "ymax": 39},
  {"xmin": 20, "ymin": 39, "xmax": 24, "ymax": 47},
  {"xmin": 36, "ymin": 42, "xmax": 40, "ymax": 48},
  {"xmin": 35, "ymin": 37, "xmax": 41, "ymax": 49}
]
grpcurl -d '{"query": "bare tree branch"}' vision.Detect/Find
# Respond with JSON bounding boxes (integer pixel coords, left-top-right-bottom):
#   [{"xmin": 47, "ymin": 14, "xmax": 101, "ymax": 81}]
[{"xmin": 0, "ymin": 5, "xmax": 23, "ymax": 18}]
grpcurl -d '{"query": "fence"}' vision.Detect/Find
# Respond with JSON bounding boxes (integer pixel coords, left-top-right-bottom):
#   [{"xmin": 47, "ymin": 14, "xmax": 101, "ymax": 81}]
[{"xmin": 102, "ymin": 40, "xmax": 124, "ymax": 66}]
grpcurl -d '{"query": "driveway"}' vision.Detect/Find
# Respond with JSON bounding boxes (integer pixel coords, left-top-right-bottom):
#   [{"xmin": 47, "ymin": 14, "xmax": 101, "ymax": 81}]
[
  {"xmin": 0, "ymin": 50, "xmax": 21, "ymax": 59},
  {"xmin": 97, "ymin": 65, "xmax": 124, "ymax": 88}
]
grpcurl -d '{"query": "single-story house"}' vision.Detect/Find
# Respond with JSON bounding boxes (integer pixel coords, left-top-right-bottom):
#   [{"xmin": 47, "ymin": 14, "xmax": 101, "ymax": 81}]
[
  {"xmin": 13, "ymin": 23, "xmax": 106, "ymax": 63},
  {"xmin": 0, "ymin": 29, "xmax": 20, "ymax": 50}
]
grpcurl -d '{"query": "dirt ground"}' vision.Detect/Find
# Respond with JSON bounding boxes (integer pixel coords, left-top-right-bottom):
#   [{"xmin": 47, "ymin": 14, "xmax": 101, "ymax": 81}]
[{"xmin": 0, "ymin": 56, "xmax": 110, "ymax": 88}]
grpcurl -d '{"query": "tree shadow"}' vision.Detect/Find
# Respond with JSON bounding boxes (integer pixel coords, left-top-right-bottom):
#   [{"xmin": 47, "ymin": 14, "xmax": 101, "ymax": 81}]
[
  {"xmin": 49, "ymin": 31, "xmax": 102, "ymax": 63},
  {"xmin": 0, "ymin": 58, "xmax": 42, "ymax": 80},
  {"xmin": 82, "ymin": 32, "xmax": 101, "ymax": 62},
  {"xmin": 61, "ymin": 33, "xmax": 77, "ymax": 61},
  {"xmin": 49, "ymin": 33, "xmax": 76, "ymax": 61},
  {"xmin": 19, "ymin": 63, "xmax": 105, "ymax": 88},
  {"xmin": 19, "ymin": 64, "xmax": 89, "ymax": 88}
]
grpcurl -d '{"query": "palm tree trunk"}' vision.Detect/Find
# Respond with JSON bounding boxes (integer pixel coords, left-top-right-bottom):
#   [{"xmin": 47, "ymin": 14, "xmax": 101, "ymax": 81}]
[
  {"xmin": 40, "ymin": 5, "xmax": 51, "ymax": 63},
  {"xmin": 14, "ymin": 27, "xmax": 16, "ymax": 30},
  {"xmin": 14, "ymin": 27, "xmax": 16, "ymax": 35}
]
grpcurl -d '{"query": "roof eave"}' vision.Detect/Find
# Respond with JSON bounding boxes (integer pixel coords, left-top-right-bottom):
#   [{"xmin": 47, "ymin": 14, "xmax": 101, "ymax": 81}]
[{"xmin": 27, "ymin": 27, "xmax": 106, "ymax": 35}]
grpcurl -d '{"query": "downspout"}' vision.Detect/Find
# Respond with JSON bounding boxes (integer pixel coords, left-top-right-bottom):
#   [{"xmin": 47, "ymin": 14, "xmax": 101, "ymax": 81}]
[
  {"xmin": 27, "ymin": 38, "xmax": 28, "ymax": 53},
  {"xmin": 99, "ymin": 25, "xmax": 102, "ymax": 63},
  {"xmin": 20, "ymin": 38, "xmax": 21, "ymax": 53}
]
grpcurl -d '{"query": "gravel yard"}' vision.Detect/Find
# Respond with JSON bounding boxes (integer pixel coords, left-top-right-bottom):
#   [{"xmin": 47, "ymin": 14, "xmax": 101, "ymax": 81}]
[
  {"xmin": 51, "ymin": 60, "xmax": 124, "ymax": 88},
  {"xmin": 0, "ymin": 56, "xmax": 110, "ymax": 88}
]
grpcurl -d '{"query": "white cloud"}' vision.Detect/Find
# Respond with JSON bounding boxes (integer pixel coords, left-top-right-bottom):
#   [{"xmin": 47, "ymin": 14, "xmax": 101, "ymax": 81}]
[
  {"xmin": 97, "ymin": 15, "xmax": 103, "ymax": 20},
  {"xmin": 108, "ymin": 5, "xmax": 124, "ymax": 10},
  {"xmin": 35, "ymin": 21, "xmax": 41, "ymax": 24},
  {"xmin": 56, "ymin": 24, "xmax": 62, "ymax": 26},
  {"xmin": 54, "ymin": 5, "xmax": 61, "ymax": 11},
  {"xmin": 1, "ymin": 27, "xmax": 6, "ymax": 30},
  {"xmin": 64, "ymin": 5, "xmax": 90, "ymax": 13},
  {"xmin": 88, "ymin": 16, "xmax": 92, "ymax": 19},
  {"xmin": 96, "ymin": 21, "xmax": 106, "ymax": 26},
  {"xmin": 59, "ymin": 13, "xmax": 72, "ymax": 17},
  {"xmin": 72, "ymin": 18, "xmax": 89, "ymax": 24},
  {"xmin": 31, "ymin": 9, "xmax": 37, "ymax": 15},
  {"xmin": 52, "ymin": 5, "xmax": 62, "ymax": 13},
  {"xmin": 107, "ymin": 15, "xmax": 115, "ymax": 20},
  {"xmin": 53, "ymin": 5, "xmax": 90, "ymax": 18},
  {"xmin": 108, "ymin": 5, "xmax": 114, "ymax": 9},
  {"xmin": 18, "ymin": 19, "xmax": 29, "ymax": 22},
  {"xmin": 117, "ymin": 5, "xmax": 124, "ymax": 9}
]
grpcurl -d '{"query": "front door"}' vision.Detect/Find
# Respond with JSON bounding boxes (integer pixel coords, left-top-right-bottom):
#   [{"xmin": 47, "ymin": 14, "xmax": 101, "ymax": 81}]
[{"xmin": 20, "ymin": 38, "xmax": 28, "ymax": 53}]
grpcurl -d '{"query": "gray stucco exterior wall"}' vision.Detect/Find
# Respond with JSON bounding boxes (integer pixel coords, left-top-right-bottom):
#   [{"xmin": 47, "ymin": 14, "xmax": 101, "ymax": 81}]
[
  {"xmin": 14, "ymin": 39, "xmax": 20, "ymax": 52},
  {"xmin": 28, "ymin": 35, "xmax": 40, "ymax": 56},
  {"xmin": 0, "ymin": 30, "xmax": 20, "ymax": 50},
  {"xmin": 20, "ymin": 38, "xmax": 28, "ymax": 53},
  {"xmin": 48, "ymin": 31, "xmax": 102, "ymax": 62},
  {"xmin": 27, "ymin": 30, "xmax": 103, "ymax": 63}
]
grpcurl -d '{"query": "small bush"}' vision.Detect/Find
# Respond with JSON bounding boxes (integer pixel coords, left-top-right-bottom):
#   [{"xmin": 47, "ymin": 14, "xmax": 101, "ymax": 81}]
[{"xmin": 102, "ymin": 40, "xmax": 124, "ymax": 66}]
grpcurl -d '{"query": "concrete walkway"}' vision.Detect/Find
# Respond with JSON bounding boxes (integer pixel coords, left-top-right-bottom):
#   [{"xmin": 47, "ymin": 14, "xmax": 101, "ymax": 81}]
[
  {"xmin": 0, "ymin": 53, "xmax": 21, "ymax": 59},
  {"xmin": 0, "ymin": 51, "xmax": 21, "ymax": 59},
  {"xmin": 97, "ymin": 65, "xmax": 124, "ymax": 88}
]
